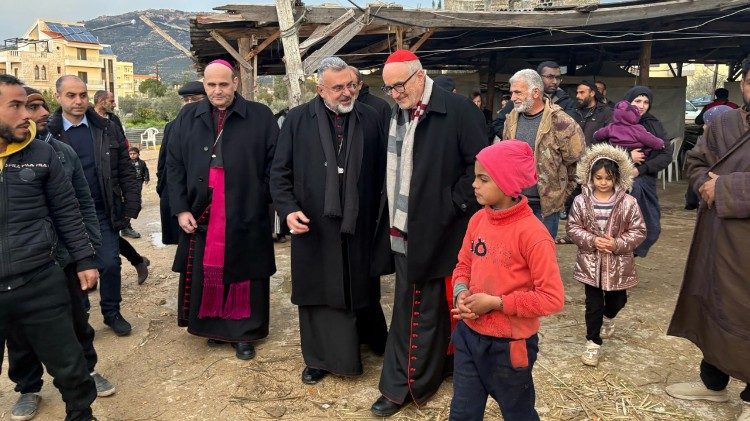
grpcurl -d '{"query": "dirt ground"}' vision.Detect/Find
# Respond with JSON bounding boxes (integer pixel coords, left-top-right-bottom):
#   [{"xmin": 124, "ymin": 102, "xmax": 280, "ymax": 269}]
[{"xmin": 1, "ymin": 149, "xmax": 745, "ymax": 420}]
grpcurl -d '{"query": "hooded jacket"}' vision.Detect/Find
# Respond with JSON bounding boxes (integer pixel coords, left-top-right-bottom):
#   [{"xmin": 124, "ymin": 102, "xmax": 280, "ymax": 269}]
[
  {"xmin": 47, "ymin": 107, "xmax": 141, "ymax": 229},
  {"xmin": 621, "ymin": 86, "xmax": 674, "ymax": 177},
  {"xmin": 566, "ymin": 144, "xmax": 646, "ymax": 291},
  {"xmin": 594, "ymin": 100, "xmax": 665, "ymax": 153},
  {"xmin": 0, "ymin": 123, "xmax": 96, "ymax": 290}
]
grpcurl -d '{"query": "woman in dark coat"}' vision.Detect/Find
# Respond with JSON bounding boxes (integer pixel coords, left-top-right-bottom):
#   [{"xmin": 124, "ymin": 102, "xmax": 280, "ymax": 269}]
[{"xmin": 622, "ymin": 86, "xmax": 674, "ymax": 257}]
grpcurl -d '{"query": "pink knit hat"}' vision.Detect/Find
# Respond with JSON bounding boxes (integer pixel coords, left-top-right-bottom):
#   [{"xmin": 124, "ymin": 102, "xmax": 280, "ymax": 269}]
[{"xmin": 476, "ymin": 140, "xmax": 538, "ymax": 198}]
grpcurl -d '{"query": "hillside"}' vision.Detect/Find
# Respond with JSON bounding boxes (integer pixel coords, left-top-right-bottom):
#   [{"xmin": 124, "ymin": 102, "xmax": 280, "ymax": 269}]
[{"xmin": 85, "ymin": 9, "xmax": 207, "ymax": 82}]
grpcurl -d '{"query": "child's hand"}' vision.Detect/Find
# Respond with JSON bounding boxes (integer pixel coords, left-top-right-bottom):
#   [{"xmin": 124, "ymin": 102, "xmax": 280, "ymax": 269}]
[
  {"xmin": 464, "ymin": 293, "xmax": 502, "ymax": 316},
  {"xmin": 451, "ymin": 291, "xmax": 477, "ymax": 320},
  {"xmin": 603, "ymin": 235, "xmax": 617, "ymax": 252},
  {"xmin": 594, "ymin": 236, "xmax": 611, "ymax": 253}
]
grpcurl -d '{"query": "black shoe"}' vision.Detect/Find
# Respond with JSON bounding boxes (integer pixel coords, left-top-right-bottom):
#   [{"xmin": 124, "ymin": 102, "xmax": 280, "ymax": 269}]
[
  {"xmin": 135, "ymin": 258, "xmax": 149, "ymax": 285},
  {"xmin": 232, "ymin": 342, "xmax": 256, "ymax": 360},
  {"xmin": 371, "ymin": 395, "xmax": 407, "ymax": 417},
  {"xmin": 685, "ymin": 204, "xmax": 698, "ymax": 210},
  {"xmin": 301, "ymin": 366, "xmax": 327, "ymax": 384},
  {"xmin": 104, "ymin": 313, "xmax": 132, "ymax": 336},
  {"xmin": 120, "ymin": 228, "xmax": 141, "ymax": 239}
]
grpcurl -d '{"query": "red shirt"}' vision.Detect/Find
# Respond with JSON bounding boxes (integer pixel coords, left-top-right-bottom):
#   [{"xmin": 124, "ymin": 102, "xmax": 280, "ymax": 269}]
[{"xmin": 452, "ymin": 197, "xmax": 565, "ymax": 339}]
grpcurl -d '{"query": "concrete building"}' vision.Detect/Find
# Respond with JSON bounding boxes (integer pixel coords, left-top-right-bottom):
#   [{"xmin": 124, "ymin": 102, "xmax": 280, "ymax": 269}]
[
  {"xmin": 116, "ymin": 61, "xmax": 135, "ymax": 98},
  {"xmin": 0, "ymin": 19, "xmax": 131, "ymax": 101}
]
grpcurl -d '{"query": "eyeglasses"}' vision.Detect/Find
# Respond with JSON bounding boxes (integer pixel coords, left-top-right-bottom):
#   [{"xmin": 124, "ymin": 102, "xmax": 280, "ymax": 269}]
[
  {"xmin": 381, "ymin": 71, "xmax": 418, "ymax": 95},
  {"xmin": 541, "ymin": 75, "xmax": 563, "ymax": 82},
  {"xmin": 319, "ymin": 82, "xmax": 357, "ymax": 94}
]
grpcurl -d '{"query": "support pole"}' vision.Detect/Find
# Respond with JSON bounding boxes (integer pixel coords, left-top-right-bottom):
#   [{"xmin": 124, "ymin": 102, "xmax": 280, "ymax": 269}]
[
  {"xmin": 238, "ymin": 37, "xmax": 255, "ymax": 100},
  {"xmin": 486, "ymin": 53, "xmax": 497, "ymax": 114},
  {"xmin": 637, "ymin": 38, "xmax": 652, "ymax": 86},
  {"xmin": 275, "ymin": 0, "xmax": 304, "ymax": 107}
]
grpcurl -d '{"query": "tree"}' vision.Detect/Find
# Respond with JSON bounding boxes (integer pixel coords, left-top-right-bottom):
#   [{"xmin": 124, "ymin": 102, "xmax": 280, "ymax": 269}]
[
  {"xmin": 41, "ymin": 90, "xmax": 59, "ymax": 113},
  {"xmin": 139, "ymin": 78, "xmax": 167, "ymax": 97}
]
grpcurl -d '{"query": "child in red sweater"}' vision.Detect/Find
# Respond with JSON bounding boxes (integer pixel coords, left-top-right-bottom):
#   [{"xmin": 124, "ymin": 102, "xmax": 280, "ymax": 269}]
[{"xmin": 450, "ymin": 140, "xmax": 565, "ymax": 421}]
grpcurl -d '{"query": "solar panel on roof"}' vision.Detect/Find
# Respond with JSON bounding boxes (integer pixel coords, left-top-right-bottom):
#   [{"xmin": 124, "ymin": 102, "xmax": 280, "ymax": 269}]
[{"xmin": 44, "ymin": 21, "xmax": 99, "ymax": 44}]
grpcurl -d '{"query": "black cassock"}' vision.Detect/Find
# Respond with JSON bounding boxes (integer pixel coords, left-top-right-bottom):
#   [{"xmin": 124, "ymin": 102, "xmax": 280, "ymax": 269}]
[{"xmin": 271, "ymin": 97, "xmax": 388, "ymax": 375}]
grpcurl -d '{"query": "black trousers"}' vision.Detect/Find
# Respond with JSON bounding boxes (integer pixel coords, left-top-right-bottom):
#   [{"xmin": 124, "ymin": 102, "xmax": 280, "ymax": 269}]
[
  {"xmin": 450, "ymin": 321, "xmax": 539, "ymax": 421},
  {"xmin": 0, "ymin": 265, "xmax": 96, "ymax": 421},
  {"xmin": 6, "ymin": 263, "xmax": 98, "ymax": 394},
  {"xmin": 584, "ymin": 284, "xmax": 627, "ymax": 345},
  {"xmin": 700, "ymin": 359, "xmax": 750, "ymax": 402},
  {"xmin": 119, "ymin": 236, "xmax": 144, "ymax": 266}
]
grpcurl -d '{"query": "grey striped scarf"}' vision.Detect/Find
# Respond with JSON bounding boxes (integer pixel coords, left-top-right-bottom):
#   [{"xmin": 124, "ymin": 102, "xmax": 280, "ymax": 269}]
[{"xmin": 386, "ymin": 75, "xmax": 433, "ymax": 253}]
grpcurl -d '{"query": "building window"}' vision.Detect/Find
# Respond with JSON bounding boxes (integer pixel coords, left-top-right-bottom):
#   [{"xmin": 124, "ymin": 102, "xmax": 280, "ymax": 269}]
[
  {"xmin": 78, "ymin": 71, "xmax": 88, "ymax": 83},
  {"xmin": 34, "ymin": 65, "xmax": 40, "ymax": 80},
  {"xmin": 14, "ymin": 68, "xmax": 19, "ymax": 77},
  {"xmin": 57, "ymin": 66, "xmax": 61, "ymax": 74},
  {"xmin": 77, "ymin": 48, "xmax": 87, "ymax": 60},
  {"xmin": 41, "ymin": 66, "xmax": 47, "ymax": 80}
]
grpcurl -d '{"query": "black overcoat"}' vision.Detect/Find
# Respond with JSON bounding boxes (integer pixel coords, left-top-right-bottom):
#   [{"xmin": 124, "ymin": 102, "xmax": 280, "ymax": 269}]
[
  {"xmin": 167, "ymin": 94, "xmax": 278, "ymax": 282},
  {"xmin": 371, "ymin": 86, "xmax": 488, "ymax": 283},
  {"xmin": 270, "ymin": 98, "xmax": 386, "ymax": 309}
]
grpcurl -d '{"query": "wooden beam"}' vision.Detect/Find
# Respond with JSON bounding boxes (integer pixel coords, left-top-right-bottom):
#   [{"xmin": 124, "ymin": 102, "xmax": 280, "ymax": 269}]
[
  {"xmin": 348, "ymin": 37, "xmax": 393, "ymax": 56},
  {"xmin": 486, "ymin": 52, "xmax": 497, "ymax": 114},
  {"xmin": 238, "ymin": 37, "xmax": 255, "ymax": 100},
  {"xmin": 299, "ymin": 9, "xmax": 355, "ymax": 55},
  {"xmin": 409, "ymin": 29, "xmax": 434, "ymax": 52},
  {"xmin": 395, "ymin": 27, "xmax": 405, "ymax": 50},
  {"xmin": 275, "ymin": 0, "xmax": 304, "ymax": 107},
  {"xmin": 637, "ymin": 37, "xmax": 652, "ymax": 86},
  {"xmin": 244, "ymin": 30, "xmax": 280, "ymax": 61},
  {"xmin": 209, "ymin": 30, "xmax": 255, "ymax": 71},
  {"xmin": 212, "ymin": 0, "xmax": 750, "ymax": 29},
  {"xmin": 302, "ymin": 11, "xmax": 368, "ymax": 74},
  {"xmin": 140, "ymin": 15, "xmax": 195, "ymax": 61}
]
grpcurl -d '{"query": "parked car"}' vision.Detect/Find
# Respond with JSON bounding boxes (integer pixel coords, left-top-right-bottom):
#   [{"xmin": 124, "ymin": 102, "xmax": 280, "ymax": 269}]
[
  {"xmin": 689, "ymin": 95, "xmax": 712, "ymax": 107},
  {"xmin": 685, "ymin": 100, "xmax": 701, "ymax": 124}
]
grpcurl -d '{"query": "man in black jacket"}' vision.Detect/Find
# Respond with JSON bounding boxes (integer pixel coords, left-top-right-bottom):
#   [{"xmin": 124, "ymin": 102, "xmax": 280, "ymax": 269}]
[
  {"xmin": 167, "ymin": 60, "xmax": 278, "ymax": 360},
  {"xmin": 48, "ymin": 75, "xmax": 141, "ymax": 336},
  {"xmin": 157, "ymin": 81, "xmax": 205, "ymax": 245},
  {"xmin": 573, "ymin": 80, "xmax": 613, "ymax": 146},
  {"xmin": 4, "ymin": 87, "xmax": 116, "ymax": 421},
  {"xmin": 271, "ymin": 56, "xmax": 388, "ymax": 385},
  {"xmin": 371, "ymin": 50, "xmax": 487, "ymax": 417},
  {"xmin": 0, "ymin": 74, "xmax": 99, "ymax": 421}
]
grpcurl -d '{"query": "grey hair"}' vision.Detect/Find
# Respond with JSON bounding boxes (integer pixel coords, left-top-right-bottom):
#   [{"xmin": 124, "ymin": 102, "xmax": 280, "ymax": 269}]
[
  {"xmin": 405, "ymin": 59, "xmax": 423, "ymax": 74},
  {"xmin": 509, "ymin": 69, "xmax": 543, "ymax": 94},
  {"xmin": 94, "ymin": 90, "xmax": 111, "ymax": 104},
  {"xmin": 317, "ymin": 56, "xmax": 349, "ymax": 79},
  {"xmin": 349, "ymin": 66, "xmax": 362, "ymax": 83},
  {"xmin": 55, "ymin": 75, "xmax": 85, "ymax": 93}
]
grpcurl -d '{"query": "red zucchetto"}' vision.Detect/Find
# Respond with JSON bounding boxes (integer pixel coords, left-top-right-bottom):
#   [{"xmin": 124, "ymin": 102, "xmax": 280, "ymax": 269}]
[{"xmin": 385, "ymin": 49, "xmax": 419, "ymax": 64}]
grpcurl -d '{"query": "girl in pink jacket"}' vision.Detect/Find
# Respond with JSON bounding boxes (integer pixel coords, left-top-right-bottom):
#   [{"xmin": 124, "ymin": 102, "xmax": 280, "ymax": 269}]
[{"xmin": 566, "ymin": 144, "xmax": 646, "ymax": 367}]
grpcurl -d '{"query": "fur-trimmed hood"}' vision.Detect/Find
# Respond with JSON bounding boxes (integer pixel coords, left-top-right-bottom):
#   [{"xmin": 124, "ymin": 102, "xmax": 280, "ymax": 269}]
[{"xmin": 576, "ymin": 143, "xmax": 635, "ymax": 192}]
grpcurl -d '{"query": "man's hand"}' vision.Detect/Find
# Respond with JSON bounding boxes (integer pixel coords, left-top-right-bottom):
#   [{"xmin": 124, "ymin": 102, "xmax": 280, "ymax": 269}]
[
  {"xmin": 177, "ymin": 211, "xmax": 197, "ymax": 234},
  {"xmin": 630, "ymin": 148, "xmax": 646, "ymax": 164},
  {"xmin": 286, "ymin": 211, "xmax": 310, "ymax": 234},
  {"xmin": 699, "ymin": 172, "xmax": 719, "ymax": 208},
  {"xmin": 451, "ymin": 290, "xmax": 477, "ymax": 320},
  {"xmin": 78, "ymin": 269, "xmax": 99, "ymax": 291},
  {"xmin": 464, "ymin": 293, "xmax": 502, "ymax": 316}
]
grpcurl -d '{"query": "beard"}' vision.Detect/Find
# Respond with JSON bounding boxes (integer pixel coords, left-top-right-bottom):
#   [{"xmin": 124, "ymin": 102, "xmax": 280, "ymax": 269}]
[
  {"xmin": 325, "ymin": 98, "xmax": 354, "ymax": 114},
  {"xmin": 0, "ymin": 121, "xmax": 28, "ymax": 143},
  {"xmin": 513, "ymin": 98, "xmax": 535, "ymax": 114},
  {"xmin": 577, "ymin": 97, "xmax": 592, "ymax": 109}
]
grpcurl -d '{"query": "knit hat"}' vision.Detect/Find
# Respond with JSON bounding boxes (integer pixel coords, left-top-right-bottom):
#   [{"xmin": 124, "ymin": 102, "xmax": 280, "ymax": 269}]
[
  {"xmin": 178, "ymin": 81, "xmax": 206, "ymax": 96},
  {"xmin": 476, "ymin": 140, "xmax": 538, "ymax": 198},
  {"xmin": 703, "ymin": 104, "xmax": 733, "ymax": 127},
  {"xmin": 433, "ymin": 75, "xmax": 455, "ymax": 92},
  {"xmin": 579, "ymin": 79, "xmax": 605, "ymax": 103},
  {"xmin": 385, "ymin": 49, "xmax": 419, "ymax": 64},
  {"xmin": 623, "ymin": 86, "xmax": 653, "ymax": 106},
  {"xmin": 24, "ymin": 87, "xmax": 49, "ymax": 111}
]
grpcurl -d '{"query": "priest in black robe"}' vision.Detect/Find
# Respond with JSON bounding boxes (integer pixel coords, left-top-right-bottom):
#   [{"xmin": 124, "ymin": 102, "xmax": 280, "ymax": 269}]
[{"xmin": 270, "ymin": 56, "xmax": 388, "ymax": 384}]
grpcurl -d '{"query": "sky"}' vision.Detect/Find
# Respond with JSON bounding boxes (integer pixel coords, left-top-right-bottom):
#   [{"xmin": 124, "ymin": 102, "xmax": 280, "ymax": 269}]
[{"xmin": 0, "ymin": 0, "xmax": 627, "ymax": 41}]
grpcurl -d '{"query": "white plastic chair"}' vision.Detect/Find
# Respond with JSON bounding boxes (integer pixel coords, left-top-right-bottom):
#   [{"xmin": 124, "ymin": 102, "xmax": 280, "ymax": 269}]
[
  {"xmin": 140, "ymin": 127, "xmax": 158, "ymax": 150},
  {"xmin": 658, "ymin": 137, "xmax": 683, "ymax": 189}
]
